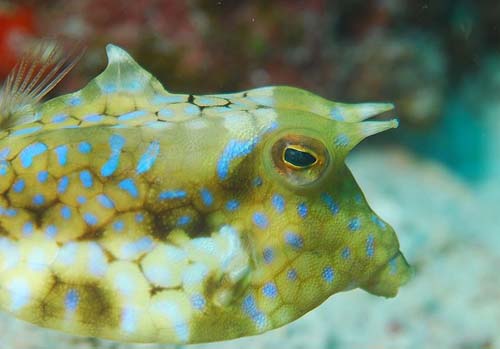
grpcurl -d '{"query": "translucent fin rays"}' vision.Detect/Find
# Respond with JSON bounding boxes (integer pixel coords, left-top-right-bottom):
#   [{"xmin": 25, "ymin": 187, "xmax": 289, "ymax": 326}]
[{"xmin": 0, "ymin": 40, "xmax": 84, "ymax": 129}]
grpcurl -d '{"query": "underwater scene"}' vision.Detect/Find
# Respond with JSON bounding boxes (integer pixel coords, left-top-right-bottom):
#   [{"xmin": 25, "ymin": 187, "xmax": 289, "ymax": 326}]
[{"xmin": 0, "ymin": 1, "xmax": 498, "ymax": 349}]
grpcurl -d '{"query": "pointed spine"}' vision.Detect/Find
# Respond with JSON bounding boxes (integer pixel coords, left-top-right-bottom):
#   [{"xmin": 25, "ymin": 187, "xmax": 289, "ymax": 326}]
[
  {"xmin": 335, "ymin": 118, "xmax": 399, "ymax": 154},
  {"xmin": 359, "ymin": 119, "xmax": 399, "ymax": 137},
  {"xmin": 92, "ymin": 44, "xmax": 169, "ymax": 96},
  {"xmin": 331, "ymin": 102, "xmax": 395, "ymax": 122}
]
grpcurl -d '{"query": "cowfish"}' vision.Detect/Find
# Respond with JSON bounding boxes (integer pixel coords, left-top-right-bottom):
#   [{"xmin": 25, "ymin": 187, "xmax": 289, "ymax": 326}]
[{"xmin": 0, "ymin": 42, "xmax": 411, "ymax": 344}]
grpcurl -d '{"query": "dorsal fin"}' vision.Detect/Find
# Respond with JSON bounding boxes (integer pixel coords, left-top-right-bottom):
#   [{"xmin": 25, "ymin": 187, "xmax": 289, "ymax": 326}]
[
  {"xmin": 0, "ymin": 40, "xmax": 83, "ymax": 129},
  {"xmin": 93, "ymin": 44, "xmax": 168, "ymax": 96}
]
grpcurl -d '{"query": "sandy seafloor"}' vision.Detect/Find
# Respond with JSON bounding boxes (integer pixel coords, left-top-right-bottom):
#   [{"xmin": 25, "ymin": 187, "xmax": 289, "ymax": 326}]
[{"xmin": 0, "ymin": 146, "xmax": 497, "ymax": 349}]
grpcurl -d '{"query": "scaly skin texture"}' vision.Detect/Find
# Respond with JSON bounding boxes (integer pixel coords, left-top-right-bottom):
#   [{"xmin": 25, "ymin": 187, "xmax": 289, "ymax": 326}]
[{"xmin": 0, "ymin": 45, "xmax": 411, "ymax": 343}]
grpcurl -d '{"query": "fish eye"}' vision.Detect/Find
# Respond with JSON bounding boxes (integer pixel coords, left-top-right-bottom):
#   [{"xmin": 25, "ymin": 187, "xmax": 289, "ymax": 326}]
[
  {"xmin": 283, "ymin": 146, "xmax": 317, "ymax": 168},
  {"xmin": 270, "ymin": 134, "xmax": 329, "ymax": 186}
]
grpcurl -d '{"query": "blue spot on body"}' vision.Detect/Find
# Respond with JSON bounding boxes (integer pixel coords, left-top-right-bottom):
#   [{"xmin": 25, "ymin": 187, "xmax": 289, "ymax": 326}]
[
  {"xmin": 354, "ymin": 194, "xmax": 363, "ymax": 204},
  {"xmin": 19, "ymin": 142, "xmax": 47, "ymax": 168},
  {"xmin": 84, "ymin": 213, "xmax": 98, "ymax": 226},
  {"xmin": 271, "ymin": 194, "xmax": 285, "ymax": 213},
  {"xmin": 120, "ymin": 308, "xmax": 136, "ymax": 333},
  {"xmin": 37, "ymin": 171, "xmax": 49, "ymax": 183},
  {"xmin": 68, "ymin": 96, "xmax": 82, "ymax": 106},
  {"xmin": 322, "ymin": 266, "xmax": 335, "ymax": 283},
  {"xmin": 267, "ymin": 121, "xmax": 279, "ymax": 133},
  {"xmin": 135, "ymin": 237, "xmax": 153, "ymax": 252},
  {"xmin": 242, "ymin": 294, "xmax": 267, "ymax": 329},
  {"xmin": 341, "ymin": 247, "xmax": 351, "ymax": 259},
  {"xmin": 113, "ymin": 220, "xmax": 124, "ymax": 232},
  {"xmin": 330, "ymin": 107, "xmax": 344, "ymax": 121},
  {"xmin": 57, "ymin": 176, "xmax": 69, "ymax": 194},
  {"xmin": 285, "ymin": 232, "xmax": 303, "ymax": 250},
  {"xmin": 45, "ymin": 225, "xmax": 58, "ymax": 239},
  {"xmin": 11, "ymin": 126, "xmax": 41, "ymax": 137},
  {"xmin": 65, "ymin": 289, "xmax": 79, "ymax": 312},
  {"xmin": 196, "ymin": 97, "xmax": 218, "ymax": 106},
  {"xmin": 371, "ymin": 215, "xmax": 387, "ymax": 230},
  {"xmin": 366, "ymin": 234, "xmax": 375, "ymax": 257},
  {"xmin": 79, "ymin": 170, "xmax": 93, "ymax": 188},
  {"xmin": 136, "ymin": 140, "xmax": 160, "ymax": 175},
  {"xmin": 0, "ymin": 148, "xmax": 10, "ymax": 160},
  {"xmin": 77, "ymin": 195, "xmax": 87, "ymax": 204},
  {"xmin": 3, "ymin": 208, "xmax": 17, "ymax": 216},
  {"xmin": 158, "ymin": 108, "xmax": 174, "ymax": 118},
  {"xmin": 152, "ymin": 94, "xmax": 185, "ymax": 104},
  {"xmin": 118, "ymin": 178, "xmax": 139, "ymax": 198},
  {"xmin": 287, "ymin": 268, "xmax": 298, "ymax": 281},
  {"xmin": 191, "ymin": 294, "xmax": 206, "ymax": 311},
  {"xmin": 97, "ymin": 194, "xmax": 114, "ymax": 209},
  {"xmin": 101, "ymin": 159, "xmax": 119, "ymax": 177},
  {"xmin": 83, "ymin": 114, "xmax": 103, "ymax": 122},
  {"xmin": 32, "ymin": 194, "xmax": 45, "ymax": 206},
  {"xmin": 22, "ymin": 222, "xmax": 33, "ymax": 236},
  {"xmin": 217, "ymin": 138, "xmax": 258, "ymax": 180},
  {"xmin": 122, "ymin": 237, "xmax": 154, "ymax": 258},
  {"xmin": 348, "ymin": 217, "xmax": 361, "ymax": 231},
  {"xmin": 262, "ymin": 282, "xmax": 278, "ymax": 298},
  {"xmin": 124, "ymin": 80, "xmax": 143, "ymax": 92},
  {"xmin": 335, "ymin": 134, "xmax": 350, "ymax": 147},
  {"xmin": 118, "ymin": 110, "xmax": 148, "ymax": 121},
  {"xmin": 78, "ymin": 142, "xmax": 92, "ymax": 154},
  {"xmin": 54, "ymin": 145, "xmax": 68, "ymax": 166},
  {"xmin": 102, "ymin": 84, "xmax": 116, "ymax": 94},
  {"xmin": 199, "ymin": 188, "xmax": 214, "ymax": 207},
  {"xmin": 184, "ymin": 104, "xmax": 200, "ymax": 115},
  {"xmin": 297, "ymin": 202, "xmax": 308, "ymax": 218},
  {"xmin": 101, "ymin": 134, "xmax": 125, "ymax": 177},
  {"xmin": 389, "ymin": 256, "xmax": 398, "ymax": 275},
  {"xmin": 0, "ymin": 161, "xmax": 7, "ymax": 176},
  {"xmin": 135, "ymin": 213, "xmax": 144, "ymax": 222},
  {"xmin": 253, "ymin": 176, "xmax": 263, "ymax": 187},
  {"xmin": 60, "ymin": 206, "xmax": 72, "ymax": 220},
  {"xmin": 242, "ymin": 295, "xmax": 257, "ymax": 314},
  {"xmin": 263, "ymin": 247, "xmax": 274, "ymax": 264},
  {"xmin": 159, "ymin": 190, "xmax": 186, "ymax": 200},
  {"xmin": 177, "ymin": 215, "xmax": 191, "ymax": 226},
  {"xmin": 13, "ymin": 179, "xmax": 25, "ymax": 193},
  {"xmin": 51, "ymin": 114, "xmax": 69, "ymax": 123},
  {"xmin": 225, "ymin": 199, "xmax": 239, "ymax": 211},
  {"xmin": 253, "ymin": 212, "xmax": 268, "ymax": 229},
  {"xmin": 109, "ymin": 133, "xmax": 126, "ymax": 153},
  {"xmin": 321, "ymin": 192, "xmax": 340, "ymax": 215},
  {"xmin": 0, "ymin": 147, "xmax": 10, "ymax": 160}
]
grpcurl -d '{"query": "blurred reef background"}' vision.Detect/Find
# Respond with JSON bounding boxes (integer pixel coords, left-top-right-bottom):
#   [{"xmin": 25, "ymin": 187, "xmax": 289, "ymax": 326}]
[{"xmin": 0, "ymin": 1, "xmax": 499, "ymax": 349}]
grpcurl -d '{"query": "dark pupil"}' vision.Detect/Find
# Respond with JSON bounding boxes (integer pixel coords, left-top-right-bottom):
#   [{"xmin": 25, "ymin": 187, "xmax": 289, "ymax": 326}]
[{"xmin": 284, "ymin": 148, "xmax": 316, "ymax": 167}]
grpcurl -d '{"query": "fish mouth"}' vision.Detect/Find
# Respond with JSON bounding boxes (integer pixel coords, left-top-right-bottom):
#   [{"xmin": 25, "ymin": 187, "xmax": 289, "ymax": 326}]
[{"xmin": 360, "ymin": 250, "xmax": 412, "ymax": 297}]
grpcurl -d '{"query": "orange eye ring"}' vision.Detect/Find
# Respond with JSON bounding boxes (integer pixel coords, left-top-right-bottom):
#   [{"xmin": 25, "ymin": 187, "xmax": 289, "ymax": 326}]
[{"xmin": 270, "ymin": 134, "xmax": 329, "ymax": 186}]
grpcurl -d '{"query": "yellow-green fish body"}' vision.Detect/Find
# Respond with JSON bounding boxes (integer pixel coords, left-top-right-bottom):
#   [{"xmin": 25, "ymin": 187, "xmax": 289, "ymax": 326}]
[{"xmin": 0, "ymin": 44, "xmax": 410, "ymax": 343}]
